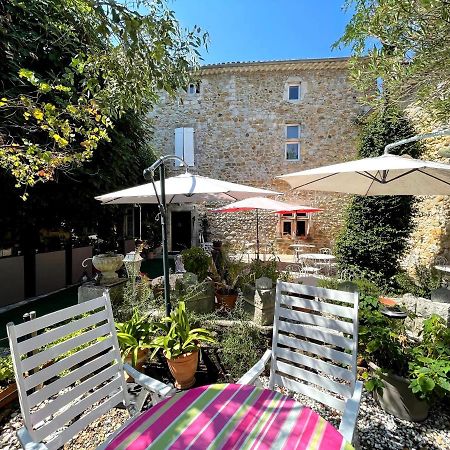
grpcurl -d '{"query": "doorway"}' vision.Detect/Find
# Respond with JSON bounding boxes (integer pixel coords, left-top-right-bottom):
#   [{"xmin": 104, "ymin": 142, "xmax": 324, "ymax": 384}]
[{"xmin": 170, "ymin": 211, "xmax": 192, "ymax": 251}]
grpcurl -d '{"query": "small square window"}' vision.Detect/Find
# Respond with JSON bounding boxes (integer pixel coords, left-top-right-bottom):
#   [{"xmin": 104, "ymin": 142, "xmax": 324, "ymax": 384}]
[
  {"xmin": 187, "ymin": 82, "xmax": 201, "ymax": 95},
  {"xmin": 283, "ymin": 221, "xmax": 292, "ymax": 235},
  {"xmin": 286, "ymin": 125, "xmax": 300, "ymax": 139},
  {"xmin": 286, "ymin": 143, "xmax": 300, "ymax": 160},
  {"xmin": 288, "ymin": 85, "xmax": 300, "ymax": 100}
]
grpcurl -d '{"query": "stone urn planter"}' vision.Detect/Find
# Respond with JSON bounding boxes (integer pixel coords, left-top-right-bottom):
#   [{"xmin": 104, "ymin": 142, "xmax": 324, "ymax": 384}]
[
  {"xmin": 84, "ymin": 254, "xmax": 124, "ymax": 284},
  {"xmin": 369, "ymin": 362, "xmax": 429, "ymax": 421},
  {"xmin": 183, "ymin": 280, "xmax": 216, "ymax": 314},
  {"xmin": 242, "ymin": 277, "xmax": 276, "ymax": 326},
  {"xmin": 166, "ymin": 350, "xmax": 199, "ymax": 389}
]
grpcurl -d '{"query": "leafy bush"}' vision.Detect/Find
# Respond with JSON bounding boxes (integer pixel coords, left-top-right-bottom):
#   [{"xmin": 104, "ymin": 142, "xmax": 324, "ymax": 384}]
[
  {"xmin": 219, "ymin": 322, "xmax": 267, "ymax": 380},
  {"xmin": 181, "ymin": 247, "xmax": 211, "ymax": 281},
  {"xmin": 239, "ymin": 259, "xmax": 279, "ymax": 288},
  {"xmin": 0, "ymin": 355, "xmax": 14, "ymax": 385},
  {"xmin": 335, "ymin": 106, "xmax": 421, "ymax": 283},
  {"xmin": 393, "ymin": 266, "xmax": 442, "ymax": 299},
  {"xmin": 113, "ymin": 275, "xmax": 154, "ymax": 322}
]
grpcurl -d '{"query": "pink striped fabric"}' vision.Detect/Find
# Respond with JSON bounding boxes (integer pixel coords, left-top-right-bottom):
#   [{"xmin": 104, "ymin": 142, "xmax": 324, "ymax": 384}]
[{"xmin": 106, "ymin": 384, "xmax": 354, "ymax": 450}]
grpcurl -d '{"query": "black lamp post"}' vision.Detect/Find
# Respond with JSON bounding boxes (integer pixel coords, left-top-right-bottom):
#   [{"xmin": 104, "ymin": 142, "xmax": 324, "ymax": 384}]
[{"xmin": 143, "ymin": 155, "xmax": 186, "ymax": 316}]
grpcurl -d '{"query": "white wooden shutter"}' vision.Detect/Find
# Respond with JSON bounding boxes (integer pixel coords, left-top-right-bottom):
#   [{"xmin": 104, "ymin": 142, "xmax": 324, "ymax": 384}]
[
  {"xmin": 183, "ymin": 127, "xmax": 195, "ymax": 166},
  {"xmin": 174, "ymin": 128, "xmax": 184, "ymax": 166}
]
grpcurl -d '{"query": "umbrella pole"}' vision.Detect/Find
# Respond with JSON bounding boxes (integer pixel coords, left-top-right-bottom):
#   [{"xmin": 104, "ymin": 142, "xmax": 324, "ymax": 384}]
[
  {"xmin": 159, "ymin": 163, "xmax": 171, "ymax": 316},
  {"xmin": 256, "ymin": 209, "xmax": 260, "ymax": 260}
]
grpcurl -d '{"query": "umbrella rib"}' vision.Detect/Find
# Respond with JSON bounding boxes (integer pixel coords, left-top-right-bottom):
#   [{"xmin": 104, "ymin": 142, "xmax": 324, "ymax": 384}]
[
  {"xmin": 292, "ymin": 173, "xmax": 340, "ymax": 189},
  {"xmin": 416, "ymin": 169, "xmax": 450, "ymax": 187}
]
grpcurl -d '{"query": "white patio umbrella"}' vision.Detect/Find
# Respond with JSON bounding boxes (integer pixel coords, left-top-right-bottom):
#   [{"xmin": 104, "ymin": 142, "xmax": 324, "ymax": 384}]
[
  {"xmin": 277, "ymin": 153, "xmax": 450, "ymax": 196},
  {"xmin": 96, "ymin": 165, "xmax": 279, "ymax": 315},
  {"xmin": 212, "ymin": 197, "xmax": 322, "ymax": 259},
  {"xmin": 96, "ymin": 172, "xmax": 278, "ymax": 204}
]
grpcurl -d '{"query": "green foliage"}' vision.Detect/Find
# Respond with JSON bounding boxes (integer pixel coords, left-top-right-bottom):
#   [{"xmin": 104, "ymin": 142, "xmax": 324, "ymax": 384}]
[
  {"xmin": 393, "ymin": 266, "xmax": 442, "ymax": 299},
  {"xmin": 335, "ymin": 106, "xmax": 420, "ymax": 283},
  {"xmin": 219, "ymin": 322, "xmax": 267, "ymax": 380},
  {"xmin": 115, "ymin": 309, "xmax": 153, "ymax": 366},
  {"xmin": 361, "ymin": 308, "xmax": 450, "ymax": 403},
  {"xmin": 0, "ymin": 0, "xmax": 206, "ymax": 191},
  {"xmin": 0, "ymin": 355, "xmax": 14, "ymax": 385},
  {"xmin": 409, "ymin": 315, "xmax": 450, "ymax": 401},
  {"xmin": 181, "ymin": 247, "xmax": 211, "ymax": 281},
  {"xmin": 150, "ymin": 301, "xmax": 216, "ymax": 360},
  {"xmin": 336, "ymin": 0, "xmax": 450, "ymax": 122},
  {"xmin": 239, "ymin": 258, "xmax": 279, "ymax": 288},
  {"xmin": 113, "ymin": 275, "xmax": 155, "ymax": 322}
]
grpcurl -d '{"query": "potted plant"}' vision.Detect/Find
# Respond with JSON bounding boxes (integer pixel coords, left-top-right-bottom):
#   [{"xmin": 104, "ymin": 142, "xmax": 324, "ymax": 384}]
[
  {"xmin": 215, "ymin": 258, "xmax": 244, "ymax": 309},
  {"xmin": 241, "ymin": 259, "xmax": 280, "ymax": 325},
  {"xmin": 0, "ymin": 355, "xmax": 17, "ymax": 408},
  {"xmin": 360, "ymin": 300, "xmax": 450, "ymax": 421},
  {"xmin": 149, "ymin": 301, "xmax": 216, "ymax": 389},
  {"xmin": 115, "ymin": 309, "xmax": 153, "ymax": 375}
]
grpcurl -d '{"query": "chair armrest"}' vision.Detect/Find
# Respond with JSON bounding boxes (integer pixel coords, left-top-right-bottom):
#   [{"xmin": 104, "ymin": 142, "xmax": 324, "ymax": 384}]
[
  {"xmin": 17, "ymin": 427, "xmax": 49, "ymax": 450},
  {"xmin": 237, "ymin": 349, "xmax": 272, "ymax": 385},
  {"xmin": 339, "ymin": 380, "xmax": 363, "ymax": 444},
  {"xmin": 123, "ymin": 364, "xmax": 176, "ymax": 402}
]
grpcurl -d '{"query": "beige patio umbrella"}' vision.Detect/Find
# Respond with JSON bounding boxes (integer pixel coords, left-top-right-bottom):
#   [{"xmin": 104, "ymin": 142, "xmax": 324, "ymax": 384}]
[{"xmin": 277, "ymin": 129, "xmax": 450, "ymax": 196}]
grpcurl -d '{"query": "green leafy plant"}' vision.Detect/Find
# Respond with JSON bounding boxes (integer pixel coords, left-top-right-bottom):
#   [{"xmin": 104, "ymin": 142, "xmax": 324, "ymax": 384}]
[
  {"xmin": 393, "ymin": 266, "xmax": 442, "ymax": 299},
  {"xmin": 408, "ymin": 315, "xmax": 450, "ymax": 402},
  {"xmin": 219, "ymin": 322, "xmax": 267, "ymax": 380},
  {"xmin": 115, "ymin": 309, "xmax": 153, "ymax": 366},
  {"xmin": 181, "ymin": 247, "xmax": 211, "ymax": 281},
  {"xmin": 150, "ymin": 301, "xmax": 216, "ymax": 360},
  {"xmin": 239, "ymin": 258, "xmax": 279, "ymax": 288},
  {"xmin": 0, "ymin": 355, "xmax": 14, "ymax": 386}
]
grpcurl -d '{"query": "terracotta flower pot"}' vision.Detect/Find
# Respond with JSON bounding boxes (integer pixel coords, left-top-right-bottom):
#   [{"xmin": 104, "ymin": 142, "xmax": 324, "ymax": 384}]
[
  {"xmin": 216, "ymin": 291, "xmax": 238, "ymax": 310},
  {"xmin": 379, "ymin": 296, "xmax": 397, "ymax": 307},
  {"xmin": 166, "ymin": 349, "xmax": 199, "ymax": 389},
  {"xmin": 124, "ymin": 348, "xmax": 149, "ymax": 382}
]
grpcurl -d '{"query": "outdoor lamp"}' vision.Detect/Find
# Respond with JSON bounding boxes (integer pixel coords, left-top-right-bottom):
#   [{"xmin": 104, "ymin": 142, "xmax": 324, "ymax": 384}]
[{"xmin": 122, "ymin": 251, "xmax": 143, "ymax": 280}]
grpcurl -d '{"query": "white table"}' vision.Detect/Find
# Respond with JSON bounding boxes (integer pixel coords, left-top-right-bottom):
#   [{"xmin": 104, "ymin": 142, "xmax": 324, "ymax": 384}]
[
  {"xmin": 298, "ymin": 253, "xmax": 336, "ymax": 261},
  {"xmin": 290, "ymin": 244, "xmax": 316, "ymax": 262}
]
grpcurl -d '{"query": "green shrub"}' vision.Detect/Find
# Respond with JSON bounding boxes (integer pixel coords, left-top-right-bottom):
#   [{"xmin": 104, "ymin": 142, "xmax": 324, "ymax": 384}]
[
  {"xmin": 219, "ymin": 322, "xmax": 267, "ymax": 380},
  {"xmin": 393, "ymin": 266, "xmax": 442, "ymax": 299},
  {"xmin": 0, "ymin": 355, "xmax": 14, "ymax": 385},
  {"xmin": 181, "ymin": 247, "xmax": 211, "ymax": 281},
  {"xmin": 239, "ymin": 259, "xmax": 279, "ymax": 288}
]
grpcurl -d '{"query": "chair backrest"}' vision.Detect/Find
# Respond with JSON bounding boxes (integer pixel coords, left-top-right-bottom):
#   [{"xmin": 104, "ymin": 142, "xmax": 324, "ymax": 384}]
[
  {"xmin": 319, "ymin": 247, "xmax": 332, "ymax": 254},
  {"xmin": 7, "ymin": 293, "xmax": 130, "ymax": 450},
  {"xmin": 270, "ymin": 281, "xmax": 359, "ymax": 414}
]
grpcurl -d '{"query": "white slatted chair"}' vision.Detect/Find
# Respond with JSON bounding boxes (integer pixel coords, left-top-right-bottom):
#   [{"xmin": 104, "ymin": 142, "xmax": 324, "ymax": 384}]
[
  {"xmin": 7, "ymin": 294, "xmax": 175, "ymax": 450},
  {"xmin": 238, "ymin": 280, "xmax": 363, "ymax": 444}
]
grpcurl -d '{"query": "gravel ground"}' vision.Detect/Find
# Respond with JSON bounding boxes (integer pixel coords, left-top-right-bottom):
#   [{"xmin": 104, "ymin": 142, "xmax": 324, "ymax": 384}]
[{"xmin": 1, "ymin": 381, "xmax": 449, "ymax": 450}]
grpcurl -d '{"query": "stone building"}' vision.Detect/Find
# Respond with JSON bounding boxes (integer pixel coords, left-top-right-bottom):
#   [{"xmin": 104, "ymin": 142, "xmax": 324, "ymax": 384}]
[{"xmin": 149, "ymin": 58, "xmax": 365, "ymax": 253}]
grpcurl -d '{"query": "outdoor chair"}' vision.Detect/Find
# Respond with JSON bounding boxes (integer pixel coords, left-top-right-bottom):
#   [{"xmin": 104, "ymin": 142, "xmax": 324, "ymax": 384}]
[
  {"xmin": 7, "ymin": 293, "xmax": 175, "ymax": 450},
  {"xmin": 238, "ymin": 280, "xmax": 363, "ymax": 444}
]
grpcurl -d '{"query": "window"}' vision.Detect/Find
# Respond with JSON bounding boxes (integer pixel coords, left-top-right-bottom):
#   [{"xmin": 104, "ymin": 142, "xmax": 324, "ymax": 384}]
[
  {"xmin": 282, "ymin": 221, "xmax": 292, "ymax": 235},
  {"xmin": 288, "ymin": 84, "xmax": 300, "ymax": 100},
  {"xmin": 187, "ymin": 82, "xmax": 200, "ymax": 95},
  {"xmin": 278, "ymin": 213, "xmax": 311, "ymax": 239},
  {"xmin": 296, "ymin": 220, "xmax": 307, "ymax": 237},
  {"xmin": 174, "ymin": 127, "xmax": 195, "ymax": 166},
  {"xmin": 285, "ymin": 124, "xmax": 300, "ymax": 161}
]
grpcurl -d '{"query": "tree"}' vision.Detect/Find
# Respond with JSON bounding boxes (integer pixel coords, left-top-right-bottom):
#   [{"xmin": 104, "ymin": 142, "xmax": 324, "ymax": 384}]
[
  {"xmin": 336, "ymin": 0, "xmax": 450, "ymax": 122},
  {"xmin": 334, "ymin": 105, "xmax": 421, "ymax": 284},
  {"xmin": 0, "ymin": 0, "xmax": 206, "ymax": 195}
]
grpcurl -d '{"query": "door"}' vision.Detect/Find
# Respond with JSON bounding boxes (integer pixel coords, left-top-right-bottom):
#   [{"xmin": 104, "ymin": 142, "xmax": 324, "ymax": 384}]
[{"xmin": 171, "ymin": 211, "xmax": 192, "ymax": 251}]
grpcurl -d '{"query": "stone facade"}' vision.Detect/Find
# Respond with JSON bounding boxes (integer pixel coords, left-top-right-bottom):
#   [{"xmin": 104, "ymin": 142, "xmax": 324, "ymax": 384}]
[
  {"xmin": 149, "ymin": 58, "xmax": 364, "ymax": 252},
  {"xmin": 403, "ymin": 105, "xmax": 450, "ymax": 270}
]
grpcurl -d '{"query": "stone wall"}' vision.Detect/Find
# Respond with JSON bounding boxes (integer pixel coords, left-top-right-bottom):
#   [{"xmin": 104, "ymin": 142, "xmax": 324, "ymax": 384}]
[
  {"xmin": 150, "ymin": 59, "xmax": 364, "ymax": 252},
  {"xmin": 403, "ymin": 105, "xmax": 450, "ymax": 270}
]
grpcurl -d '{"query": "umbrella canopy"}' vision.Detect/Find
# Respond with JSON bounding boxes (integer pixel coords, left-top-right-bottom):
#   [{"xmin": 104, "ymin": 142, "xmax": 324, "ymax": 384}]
[
  {"xmin": 277, "ymin": 154, "xmax": 450, "ymax": 196},
  {"xmin": 96, "ymin": 172, "xmax": 279, "ymax": 204},
  {"xmin": 212, "ymin": 197, "xmax": 322, "ymax": 258}
]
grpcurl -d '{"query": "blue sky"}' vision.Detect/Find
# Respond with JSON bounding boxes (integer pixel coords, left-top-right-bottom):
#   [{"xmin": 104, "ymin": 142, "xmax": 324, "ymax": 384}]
[{"xmin": 169, "ymin": 0, "xmax": 354, "ymax": 65}]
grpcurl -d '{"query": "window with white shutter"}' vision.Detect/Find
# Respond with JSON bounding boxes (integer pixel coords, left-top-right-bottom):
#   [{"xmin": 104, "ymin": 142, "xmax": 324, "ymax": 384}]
[{"xmin": 174, "ymin": 127, "xmax": 195, "ymax": 167}]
